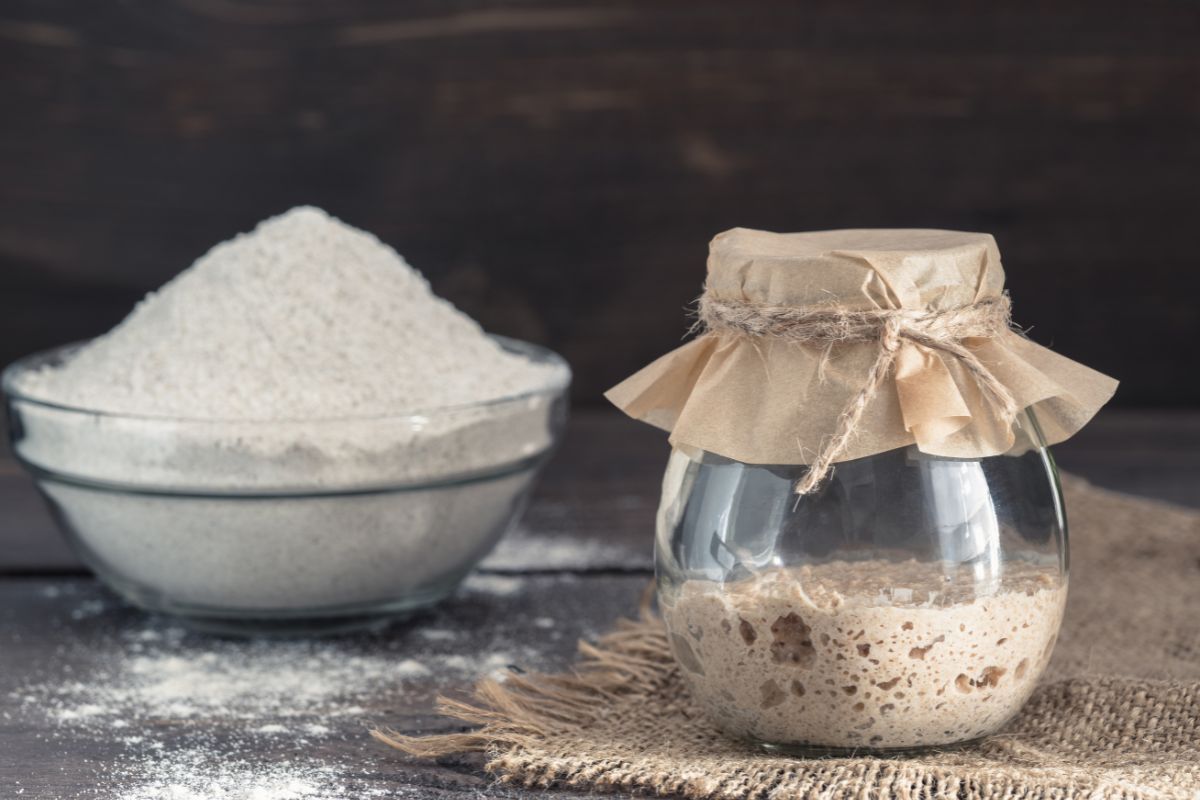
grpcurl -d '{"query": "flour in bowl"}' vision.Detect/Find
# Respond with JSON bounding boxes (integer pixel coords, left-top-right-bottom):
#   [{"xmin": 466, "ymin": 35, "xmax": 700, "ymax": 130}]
[
  {"xmin": 5, "ymin": 207, "xmax": 569, "ymax": 616},
  {"xmin": 17, "ymin": 205, "xmax": 556, "ymax": 418}
]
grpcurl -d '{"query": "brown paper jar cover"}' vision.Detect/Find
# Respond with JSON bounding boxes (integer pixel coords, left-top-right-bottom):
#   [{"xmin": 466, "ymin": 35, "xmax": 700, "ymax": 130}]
[{"xmin": 605, "ymin": 228, "xmax": 1118, "ymax": 465}]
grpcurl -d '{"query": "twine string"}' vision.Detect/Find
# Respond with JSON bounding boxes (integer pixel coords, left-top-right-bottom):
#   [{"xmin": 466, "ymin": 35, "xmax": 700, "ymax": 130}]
[{"xmin": 697, "ymin": 293, "xmax": 1020, "ymax": 495}]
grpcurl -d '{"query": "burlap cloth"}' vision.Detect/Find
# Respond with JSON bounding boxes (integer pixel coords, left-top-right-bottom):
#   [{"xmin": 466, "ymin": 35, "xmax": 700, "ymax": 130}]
[{"xmin": 379, "ymin": 477, "xmax": 1200, "ymax": 799}]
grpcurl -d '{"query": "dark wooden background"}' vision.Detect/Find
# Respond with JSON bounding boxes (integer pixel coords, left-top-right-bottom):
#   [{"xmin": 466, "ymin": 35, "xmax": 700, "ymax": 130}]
[{"xmin": 2, "ymin": 1, "xmax": 1198, "ymax": 407}]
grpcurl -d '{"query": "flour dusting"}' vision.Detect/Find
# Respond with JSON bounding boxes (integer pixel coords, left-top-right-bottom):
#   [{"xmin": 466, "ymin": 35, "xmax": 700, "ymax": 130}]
[
  {"xmin": 482, "ymin": 529, "xmax": 638, "ymax": 572},
  {"xmin": 12, "ymin": 606, "xmax": 550, "ymax": 799},
  {"xmin": 110, "ymin": 749, "xmax": 389, "ymax": 800},
  {"xmin": 16, "ymin": 624, "xmax": 527, "ymax": 726}
]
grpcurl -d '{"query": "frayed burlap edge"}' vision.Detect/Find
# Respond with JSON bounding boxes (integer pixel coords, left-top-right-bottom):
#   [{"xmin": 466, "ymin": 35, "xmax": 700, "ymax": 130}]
[{"xmin": 373, "ymin": 608, "xmax": 671, "ymax": 759}]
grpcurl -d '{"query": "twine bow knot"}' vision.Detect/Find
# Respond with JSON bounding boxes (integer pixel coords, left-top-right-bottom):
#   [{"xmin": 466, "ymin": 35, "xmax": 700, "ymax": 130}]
[{"xmin": 697, "ymin": 293, "xmax": 1021, "ymax": 495}]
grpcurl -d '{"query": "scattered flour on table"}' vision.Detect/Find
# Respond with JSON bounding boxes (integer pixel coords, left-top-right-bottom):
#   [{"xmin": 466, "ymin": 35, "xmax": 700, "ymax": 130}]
[
  {"xmin": 16, "ymin": 625, "xmax": 524, "ymax": 725},
  {"xmin": 13, "ymin": 611, "xmax": 550, "ymax": 799},
  {"xmin": 442, "ymin": 652, "xmax": 518, "ymax": 681},
  {"xmin": 109, "ymin": 749, "xmax": 392, "ymax": 800},
  {"xmin": 481, "ymin": 529, "xmax": 637, "ymax": 571},
  {"xmin": 461, "ymin": 573, "xmax": 526, "ymax": 597},
  {"xmin": 34, "ymin": 640, "xmax": 402, "ymax": 722},
  {"xmin": 394, "ymin": 658, "xmax": 431, "ymax": 679}
]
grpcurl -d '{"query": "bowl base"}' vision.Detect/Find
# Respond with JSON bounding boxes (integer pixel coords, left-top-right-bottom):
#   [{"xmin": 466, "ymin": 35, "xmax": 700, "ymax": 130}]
[
  {"xmin": 91, "ymin": 562, "xmax": 463, "ymax": 638},
  {"xmin": 171, "ymin": 609, "xmax": 420, "ymax": 638}
]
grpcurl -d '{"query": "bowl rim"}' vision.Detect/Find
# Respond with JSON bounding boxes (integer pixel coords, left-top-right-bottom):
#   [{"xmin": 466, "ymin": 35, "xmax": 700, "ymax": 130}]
[
  {"xmin": 17, "ymin": 448, "xmax": 554, "ymax": 498},
  {"xmin": 2, "ymin": 334, "xmax": 572, "ymax": 425}
]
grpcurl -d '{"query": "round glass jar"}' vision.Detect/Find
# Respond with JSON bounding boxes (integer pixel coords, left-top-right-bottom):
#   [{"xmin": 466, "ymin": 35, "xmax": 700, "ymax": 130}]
[{"xmin": 655, "ymin": 409, "xmax": 1067, "ymax": 753}]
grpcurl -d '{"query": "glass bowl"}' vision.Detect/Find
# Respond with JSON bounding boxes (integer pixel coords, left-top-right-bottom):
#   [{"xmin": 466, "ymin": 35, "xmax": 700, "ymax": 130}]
[{"xmin": 3, "ymin": 336, "xmax": 570, "ymax": 635}]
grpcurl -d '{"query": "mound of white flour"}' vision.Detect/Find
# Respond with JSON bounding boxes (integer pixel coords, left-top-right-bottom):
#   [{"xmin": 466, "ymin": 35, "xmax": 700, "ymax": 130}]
[
  {"xmin": 12, "ymin": 206, "xmax": 568, "ymax": 491},
  {"xmin": 18, "ymin": 205, "xmax": 555, "ymax": 418}
]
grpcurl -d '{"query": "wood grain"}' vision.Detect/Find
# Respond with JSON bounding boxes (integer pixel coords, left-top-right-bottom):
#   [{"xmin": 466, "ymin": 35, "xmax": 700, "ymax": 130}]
[{"xmin": 1, "ymin": 1, "xmax": 1198, "ymax": 405}]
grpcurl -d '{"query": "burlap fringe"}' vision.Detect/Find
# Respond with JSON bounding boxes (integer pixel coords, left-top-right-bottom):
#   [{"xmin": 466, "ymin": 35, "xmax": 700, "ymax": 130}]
[{"xmin": 371, "ymin": 607, "xmax": 671, "ymax": 760}]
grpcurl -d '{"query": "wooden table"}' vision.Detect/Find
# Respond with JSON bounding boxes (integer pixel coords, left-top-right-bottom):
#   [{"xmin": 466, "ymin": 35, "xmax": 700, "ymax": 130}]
[{"xmin": 1, "ymin": 409, "xmax": 1197, "ymax": 798}]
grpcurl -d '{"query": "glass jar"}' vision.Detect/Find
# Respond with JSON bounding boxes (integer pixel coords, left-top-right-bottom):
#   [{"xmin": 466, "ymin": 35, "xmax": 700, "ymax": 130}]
[{"xmin": 655, "ymin": 409, "xmax": 1067, "ymax": 753}]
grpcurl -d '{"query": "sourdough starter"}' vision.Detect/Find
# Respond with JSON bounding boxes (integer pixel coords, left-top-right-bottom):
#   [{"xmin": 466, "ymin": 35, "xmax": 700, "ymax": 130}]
[{"xmin": 662, "ymin": 560, "xmax": 1066, "ymax": 749}]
